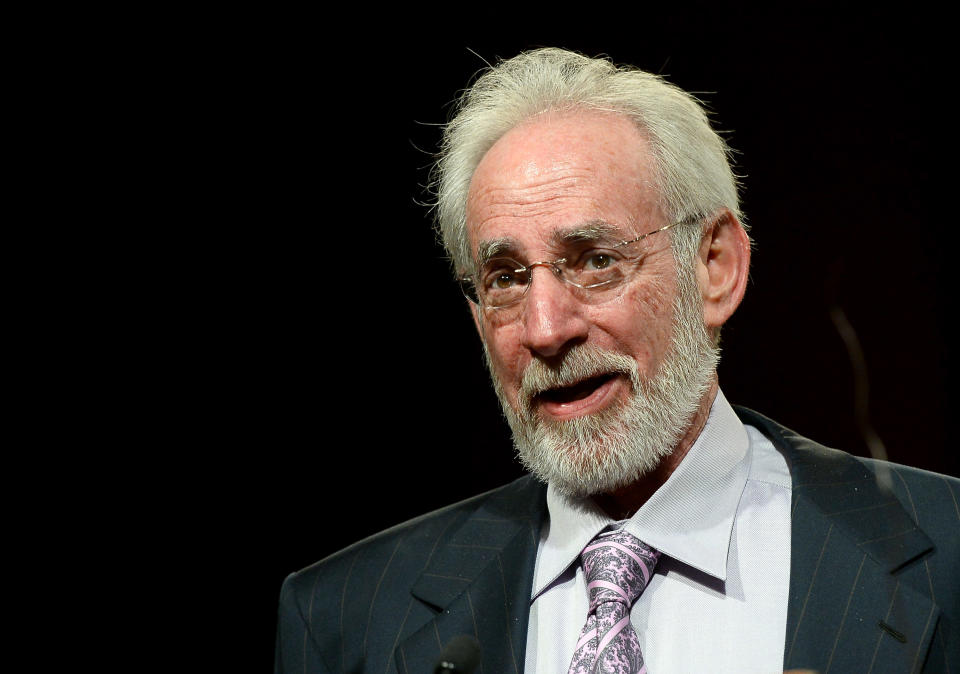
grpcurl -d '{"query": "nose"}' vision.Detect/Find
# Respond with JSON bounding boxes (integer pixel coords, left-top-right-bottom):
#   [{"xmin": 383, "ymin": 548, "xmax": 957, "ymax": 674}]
[{"xmin": 519, "ymin": 265, "xmax": 590, "ymax": 359}]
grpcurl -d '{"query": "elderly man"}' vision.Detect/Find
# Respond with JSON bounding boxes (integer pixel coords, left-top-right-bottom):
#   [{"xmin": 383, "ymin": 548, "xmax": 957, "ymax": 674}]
[{"xmin": 275, "ymin": 49, "xmax": 958, "ymax": 673}]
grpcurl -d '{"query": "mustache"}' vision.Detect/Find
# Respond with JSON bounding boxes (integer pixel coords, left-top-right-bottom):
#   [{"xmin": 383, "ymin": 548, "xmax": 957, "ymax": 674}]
[{"xmin": 518, "ymin": 345, "xmax": 638, "ymax": 410}]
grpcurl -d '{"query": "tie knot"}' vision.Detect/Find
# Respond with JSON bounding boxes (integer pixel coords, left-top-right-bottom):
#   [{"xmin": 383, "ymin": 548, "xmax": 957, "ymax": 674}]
[{"xmin": 581, "ymin": 529, "xmax": 659, "ymax": 610}]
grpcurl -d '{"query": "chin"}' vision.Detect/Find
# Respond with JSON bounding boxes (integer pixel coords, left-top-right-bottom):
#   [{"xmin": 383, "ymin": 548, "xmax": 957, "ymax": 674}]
[{"xmin": 514, "ymin": 402, "xmax": 675, "ymax": 497}]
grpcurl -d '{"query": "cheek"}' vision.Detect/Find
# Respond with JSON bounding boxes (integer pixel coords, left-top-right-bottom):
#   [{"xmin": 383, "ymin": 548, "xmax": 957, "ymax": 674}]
[
  {"xmin": 604, "ymin": 275, "xmax": 676, "ymax": 361},
  {"xmin": 483, "ymin": 324, "xmax": 526, "ymax": 383}
]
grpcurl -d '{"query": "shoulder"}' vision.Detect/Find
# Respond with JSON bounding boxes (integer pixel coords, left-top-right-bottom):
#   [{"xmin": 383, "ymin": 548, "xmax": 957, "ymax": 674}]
[
  {"xmin": 735, "ymin": 405, "xmax": 959, "ymax": 597},
  {"xmin": 281, "ymin": 476, "xmax": 545, "ymax": 615},
  {"xmin": 275, "ymin": 475, "xmax": 545, "ymax": 672},
  {"xmin": 733, "ymin": 404, "xmax": 959, "ymax": 507},
  {"xmin": 282, "ymin": 474, "xmax": 545, "ymax": 596}
]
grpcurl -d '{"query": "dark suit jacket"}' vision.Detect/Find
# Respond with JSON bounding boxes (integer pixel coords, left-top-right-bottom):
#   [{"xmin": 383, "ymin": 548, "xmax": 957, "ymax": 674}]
[{"xmin": 276, "ymin": 408, "xmax": 959, "ymax": 673}]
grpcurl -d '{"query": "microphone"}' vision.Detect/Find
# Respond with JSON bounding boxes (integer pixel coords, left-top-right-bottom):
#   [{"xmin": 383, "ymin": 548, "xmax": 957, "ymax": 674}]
[{"xmin": 433, "ymin": 635, "xmax": 481, "ymax": 673}]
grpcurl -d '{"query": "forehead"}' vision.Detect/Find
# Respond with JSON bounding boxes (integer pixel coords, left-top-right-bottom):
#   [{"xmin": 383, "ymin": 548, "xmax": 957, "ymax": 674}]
[{"xmin": 465, "ymin": 110, "xmax": 664, "ymax": 257}]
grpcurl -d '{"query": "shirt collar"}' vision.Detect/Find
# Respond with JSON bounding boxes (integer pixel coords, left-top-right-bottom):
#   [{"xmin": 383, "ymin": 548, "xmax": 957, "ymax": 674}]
[{"xmin": 532, "ymin": 389, "xmax": 751, "ymax": 596}]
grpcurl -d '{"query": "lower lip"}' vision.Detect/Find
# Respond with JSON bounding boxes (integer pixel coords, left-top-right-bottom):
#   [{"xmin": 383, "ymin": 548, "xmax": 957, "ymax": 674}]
[{"xmin": 537, "ymin": 375, "xmax": 625, "ymax": 420}]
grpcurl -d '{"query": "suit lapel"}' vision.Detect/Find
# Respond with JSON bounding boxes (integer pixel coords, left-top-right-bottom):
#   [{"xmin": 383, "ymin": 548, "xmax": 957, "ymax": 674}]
[
  {"xmin": 395, "ymin": 477, "xmax": 547, "ymax": 674},
  {"xmin": 737, "ymin": 407, "xmax": 940, "ymax": 673}
]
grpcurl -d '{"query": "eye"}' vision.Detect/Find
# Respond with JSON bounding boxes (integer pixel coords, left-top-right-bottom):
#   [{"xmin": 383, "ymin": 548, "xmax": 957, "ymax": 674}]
[
  {"xmin": 585, "ymin": 253, "xmax": 614, "ymax": 270},
  {"xmin": 480, "ymin": 259, "xmax": 526, "ymax": 292},
  {"xmin": 574, "ymin": 250, "xmax": 623, "ymax": 272},
  {"xmin": 492, "ymin": 272, "xmax": 517, "ymax": 289},
  {"xmin": 568, "ymin": 249, "xmax": 627, "ymax": 288}
]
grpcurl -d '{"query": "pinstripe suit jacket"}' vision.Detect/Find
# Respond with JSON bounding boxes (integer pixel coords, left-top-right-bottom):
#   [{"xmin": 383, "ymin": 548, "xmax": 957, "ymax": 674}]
[{"xmin": 275, "ymin": 408, "xmax": 959, "ymax": 673}]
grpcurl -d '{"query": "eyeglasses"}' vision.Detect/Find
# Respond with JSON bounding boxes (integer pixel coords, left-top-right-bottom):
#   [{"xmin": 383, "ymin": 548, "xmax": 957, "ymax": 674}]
[{"xmin": 459, "ymin": 218, "xmax": 696, "ymax": 310}]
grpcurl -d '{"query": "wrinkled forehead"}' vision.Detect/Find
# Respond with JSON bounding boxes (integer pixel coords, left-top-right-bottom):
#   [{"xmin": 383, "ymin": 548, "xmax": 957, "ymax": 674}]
[{"xmin": 464, "ymin": 110, "xmax": 665, "ymax": 265}]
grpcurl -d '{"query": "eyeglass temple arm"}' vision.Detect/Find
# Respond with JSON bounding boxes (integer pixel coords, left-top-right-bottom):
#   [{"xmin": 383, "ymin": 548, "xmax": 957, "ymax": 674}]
[{"xmin": 615, "ymin": 217, "xmax": 693, "ymax": 248}]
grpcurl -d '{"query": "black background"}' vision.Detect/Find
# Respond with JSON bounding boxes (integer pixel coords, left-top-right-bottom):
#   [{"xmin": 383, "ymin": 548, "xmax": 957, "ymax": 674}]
[{"xmin": 186, "ymin": 10, "xmax": 953, "ymax": 670}]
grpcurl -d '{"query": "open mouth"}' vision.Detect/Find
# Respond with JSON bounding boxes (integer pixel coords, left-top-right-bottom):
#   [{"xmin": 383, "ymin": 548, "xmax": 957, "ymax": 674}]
[{"xmin": 537, "ymin": 374, "xmax": 617, "ymax": 405}]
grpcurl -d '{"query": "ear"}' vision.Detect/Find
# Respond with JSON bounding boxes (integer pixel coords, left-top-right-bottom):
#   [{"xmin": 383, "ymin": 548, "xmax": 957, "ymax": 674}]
[{"xmin": 695, "ymin": 209, "xmax": 751, "ymax": 334}]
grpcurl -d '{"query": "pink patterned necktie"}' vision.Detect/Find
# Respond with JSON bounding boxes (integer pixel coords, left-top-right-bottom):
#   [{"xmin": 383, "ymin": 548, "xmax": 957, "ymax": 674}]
[{"xmin": 567, "ymin": 529, "xmax": 660, "ymax": 674}]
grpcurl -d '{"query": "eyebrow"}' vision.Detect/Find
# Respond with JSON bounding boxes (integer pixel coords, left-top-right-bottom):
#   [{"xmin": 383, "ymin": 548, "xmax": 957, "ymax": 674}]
[
  {"xmin": 475, "ymin": 237, "xmax": 517, "ymax": 269},
  {"xmin": 474, "ymin": 221, "xmax": 632, "ymax": 269},
  {"xmin": 554, "ymin": 220, "xmax": 629, "ymax": 245}
]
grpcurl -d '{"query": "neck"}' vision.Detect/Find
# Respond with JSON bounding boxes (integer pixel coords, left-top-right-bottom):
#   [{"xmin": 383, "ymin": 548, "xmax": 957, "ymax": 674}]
[{"xmin": 592, "ymin": 378, "xmax": 718, "ymax": 520}]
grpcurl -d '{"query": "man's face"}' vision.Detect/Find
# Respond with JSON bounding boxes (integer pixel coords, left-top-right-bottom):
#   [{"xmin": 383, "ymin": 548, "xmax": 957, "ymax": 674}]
[{"xmin": 465, "ymin": 111, "xmax": 717, "ymax": 496}]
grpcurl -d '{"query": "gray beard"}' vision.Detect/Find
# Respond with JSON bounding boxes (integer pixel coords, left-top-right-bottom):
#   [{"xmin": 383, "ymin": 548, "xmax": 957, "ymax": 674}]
[{"xmin": 483, "ymin": 270, "xmax": 719, "ymax": 497}]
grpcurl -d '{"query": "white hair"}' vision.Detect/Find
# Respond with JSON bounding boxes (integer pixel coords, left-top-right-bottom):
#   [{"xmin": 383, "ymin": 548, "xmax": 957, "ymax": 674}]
[{"xmin": 430, "ymin": 47, "xmax": 745, "ymax": 274}]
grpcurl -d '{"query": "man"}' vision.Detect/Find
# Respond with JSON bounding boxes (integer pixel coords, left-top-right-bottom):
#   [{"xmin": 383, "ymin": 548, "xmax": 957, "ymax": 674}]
[{"xmin": 276, "ymin": 48, "xmax": 958, "ymax": 673}]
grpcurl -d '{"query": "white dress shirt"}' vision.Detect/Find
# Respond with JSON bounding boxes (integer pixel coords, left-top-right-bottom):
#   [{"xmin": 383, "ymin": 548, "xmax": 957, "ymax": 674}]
[{"xmin": 524, "ymin": 390, "xmax": 792, "ymax": 673}]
